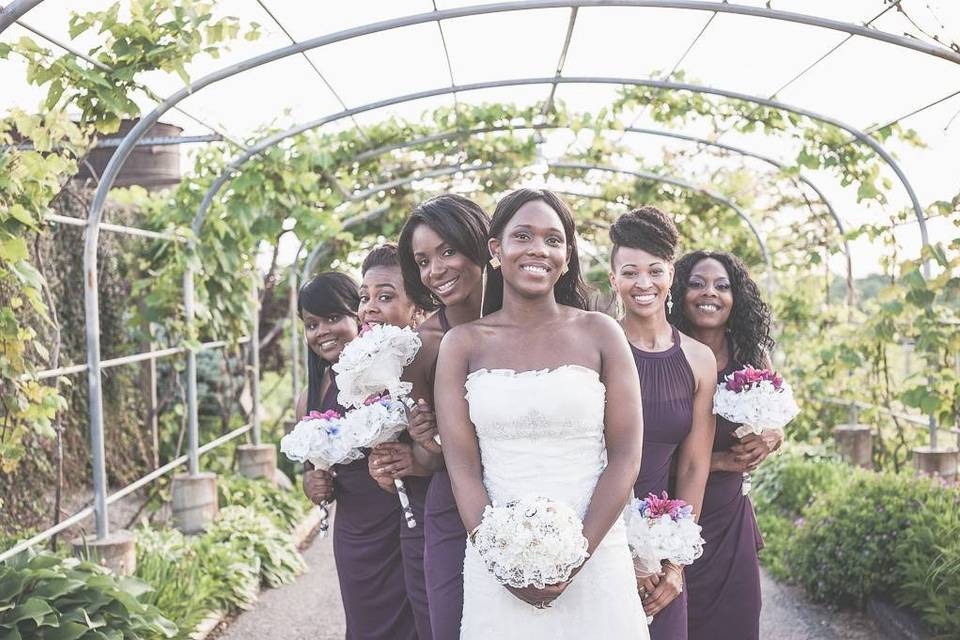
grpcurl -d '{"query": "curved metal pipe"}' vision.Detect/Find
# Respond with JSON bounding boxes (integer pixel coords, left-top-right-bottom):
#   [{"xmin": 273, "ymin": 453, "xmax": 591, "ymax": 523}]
[
  {"xmin": 550, "ymin": 161, "xmax": 773, "ymax": 291},
  {"xmin": 349, "ymin": 123, "xmax": 852, "ymax": 301},
  {"xmin": 0, "ymin": 0, "xmax": 43, "ymax": 33},
  {"xmin": 184, "ymin": 78, "xmax": 927, "ymax": 251}
]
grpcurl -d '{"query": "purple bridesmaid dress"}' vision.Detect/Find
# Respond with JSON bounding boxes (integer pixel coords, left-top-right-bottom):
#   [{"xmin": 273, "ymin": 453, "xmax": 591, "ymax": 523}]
[
  {"xmin": 400, "ymin": 473, "xmax": 432, "ymax": 639},
  {"xmin": 321, "ymin": 376, "xmax": 417, "ymax": 640},
  {"xmin": 423, "ymin": 308, "xmax": 467, "ymax": 640},
  {"xmin": 685, "ymin": 355, "xmax": 763, "ymax": 640},
  {"xmin": 631, "ymin": 326, "xmax": 695, "ymax": 640}
]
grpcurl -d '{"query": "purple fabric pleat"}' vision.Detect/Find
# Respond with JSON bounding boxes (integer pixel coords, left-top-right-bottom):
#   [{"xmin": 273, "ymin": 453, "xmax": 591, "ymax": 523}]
[
  {"xmin": 686, "ymin": 357, "xmax": 763, "ymax": 640},
  {"xmin": 631, "ymin": 326, "xmax": 695, "ymax": 640},
  {"xmin": 322, "ymin": 378, "xmax": 417, "ymax": 640}
]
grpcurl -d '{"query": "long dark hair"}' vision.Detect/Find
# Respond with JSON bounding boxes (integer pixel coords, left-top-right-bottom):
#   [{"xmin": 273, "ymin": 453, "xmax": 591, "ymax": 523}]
[
  {"xmin": 669, "ymin": 250, "xmax": 774, "ymax": 369},
  {"xmin": 482, "ymin": 188, "xmax": 590, "ymax": 316},
  {"xmin": 298, "ymin": 271, "xmax": 360, "ymax": 412},
  {"xmin": 396, "ymin": 194, "xmax": 490, "ymax": 311}
]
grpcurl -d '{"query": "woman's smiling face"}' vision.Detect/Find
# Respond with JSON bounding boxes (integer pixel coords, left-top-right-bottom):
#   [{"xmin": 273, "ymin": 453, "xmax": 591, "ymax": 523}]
[
  {"xmin": 302, "ymin": 309, "xmax": 359, "ymax": 363},
  {"xmin": 682, "ymin": 257, "xmax": 734, "ymax": 330},
  {"xmin": 489, "ymin": 199, "xmax": 570, "ymax": 299},
  {"xmin": 609, "ymin": 245, "xmax": 673, "ymax": 320},
  {"xmin": 410, "ymin": 223, "xmax": 483, "ymax": 307},
  {"xmin": 358, "ymin": 265, "xmax": 419, "ymax": 328}
]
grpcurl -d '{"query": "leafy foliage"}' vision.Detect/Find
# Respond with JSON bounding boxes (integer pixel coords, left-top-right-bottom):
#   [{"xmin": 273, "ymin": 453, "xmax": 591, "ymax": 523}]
[
  {"xmin": 217, "ymin": 473, "xmax": 309, "ymax": 532},
  {"xmin": 753, "ymin": 456, "xmax": 960, "ymax": 638},
  {"xmin": 0, "ymin": 550, "xmax": 177, "ymax": 639},
  {"xmin": 203, "ymin": 506, "xmax": 306, "ymax": 589}
]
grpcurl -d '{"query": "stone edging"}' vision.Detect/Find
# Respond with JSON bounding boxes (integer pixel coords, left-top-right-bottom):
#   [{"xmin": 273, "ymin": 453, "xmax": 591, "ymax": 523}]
[{"xmin": 191, "ymin": 505, "xmax": 324, "ymax": 640}]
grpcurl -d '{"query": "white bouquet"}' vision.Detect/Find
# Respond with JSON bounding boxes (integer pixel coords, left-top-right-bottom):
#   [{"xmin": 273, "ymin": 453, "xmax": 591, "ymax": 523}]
[
  {"xmin": 340, "ymin": 396, "xmax": 418, "ymax": 529},
  {"xmin": 280, "ymin": 409, "xmax": 360, "ymax": 471},
  {"xmin": 713, "ymin": 366, "xmax": 800, "ymax": 438},
  {"xmin": 332, "ymin": 323, "xmax": 421, "ymax": 408},
  {"xmin": 623, "ymin": 492, "xmax": 704, "ymax": 575},
  {"xmin": 471, "ymin": 496, "xmax": 589, "ymax": 589},
  {"xmin": 713, "ymin": 366, "xmax": 799, "ymax": 494},
  {"xmin": 280, "ymin": 409, "xmax": 360, "ymax": 537}
]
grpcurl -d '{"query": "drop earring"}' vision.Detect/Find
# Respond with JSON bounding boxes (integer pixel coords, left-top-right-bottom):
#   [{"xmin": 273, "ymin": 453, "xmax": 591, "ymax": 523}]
[
  {"xmin": 667, "ymin": 291, "xmax": 674, "ymax": 315},
  {"xmin": 489, "ymin": 255, "xmax": 501, "ymax": 269}
]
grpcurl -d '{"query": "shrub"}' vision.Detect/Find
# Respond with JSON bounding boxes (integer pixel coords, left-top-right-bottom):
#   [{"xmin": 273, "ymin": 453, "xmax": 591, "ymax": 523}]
[
  {"xmin": 202, "ymin": 506, "xmax": 306, "ymax": 588},
  {"xmin": 786, "ymin": 471, "xmax": 944, "ymax": 606},
  {"xmin": 751, "ymin": 448, "xmax": 848, "ymax": 580},
  {"xmin": 0, "ymin": 550, "xmax": 176, "ymax": 639},
  {"xmin": 217, "ymin": 473, "xmax": 308, "ymax": 531},
  {"xmin": 893, "ymin": 483, "xmax": 960, "ymax": 639},
  {"xmin": 135, "ymin": 526, "xmax": 260, "ymax": 635}
]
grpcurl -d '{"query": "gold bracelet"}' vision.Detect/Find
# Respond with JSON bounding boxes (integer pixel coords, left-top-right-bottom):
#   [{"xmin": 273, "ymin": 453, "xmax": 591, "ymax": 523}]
[{"xmin": 468, "ymin": 525, "xmax": 480, "ymax": 545}]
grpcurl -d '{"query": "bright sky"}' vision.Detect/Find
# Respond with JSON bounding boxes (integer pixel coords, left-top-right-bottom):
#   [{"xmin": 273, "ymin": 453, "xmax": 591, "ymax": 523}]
[{"xmin": 2, "ymin": 0, "xmax": 958, "ymax": 278}]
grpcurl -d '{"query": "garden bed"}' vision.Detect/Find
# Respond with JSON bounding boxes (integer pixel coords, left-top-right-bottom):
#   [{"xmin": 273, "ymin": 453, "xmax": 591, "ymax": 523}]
[{"xmin": 752, "ymin": 448, "xmax": 957, "ymax": 640}]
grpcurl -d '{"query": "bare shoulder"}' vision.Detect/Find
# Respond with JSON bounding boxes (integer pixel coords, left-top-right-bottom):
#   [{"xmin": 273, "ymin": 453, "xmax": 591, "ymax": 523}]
[
  {"xmin": 438, "ymin": 321, "xmax": 482, "ymax": 356},
  {"xmin": 574, "ymin": 309, "xmax": 622, "ymax": 342},
  {"xmin": 678, "ymin": 330, "xmax": 718, "ymax": 379}
]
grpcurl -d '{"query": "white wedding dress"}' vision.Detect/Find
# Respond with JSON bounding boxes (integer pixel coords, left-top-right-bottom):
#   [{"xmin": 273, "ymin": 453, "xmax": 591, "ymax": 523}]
[{"xmin": 459, "ymin": 365, "xmax": 649, "ymax": 639}]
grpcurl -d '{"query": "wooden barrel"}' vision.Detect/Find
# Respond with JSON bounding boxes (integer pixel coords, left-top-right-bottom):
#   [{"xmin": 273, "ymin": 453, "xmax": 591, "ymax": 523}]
[{"xmin": 75, "ymin": 119, "xmax": 183, "ymax": 189}]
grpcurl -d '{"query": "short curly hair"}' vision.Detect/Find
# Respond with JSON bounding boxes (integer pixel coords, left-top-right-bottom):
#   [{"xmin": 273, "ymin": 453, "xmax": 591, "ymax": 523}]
[
  {"xmin": 609, "ymin": 206, "xmax": 679, "ymax": 263},
  {"xmin": 668, "ymin": 250, "xmax": 774, "ymax": 369}
]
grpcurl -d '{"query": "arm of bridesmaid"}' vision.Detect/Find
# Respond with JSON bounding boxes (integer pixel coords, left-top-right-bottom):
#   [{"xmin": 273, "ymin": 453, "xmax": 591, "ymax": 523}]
[
  {"xmin": 433, "ymin": 325, "xmax": 490, "ymax": 533},
  {"xmin": 674, "ymin": 336, "xmax": 718, "ymax": 520},
  {"xmin": 582, "ymin": 313, "xmax": 645, "ymax": 558},
  {"xmin": 406, "ymin": 325, "xmax": 445, "ymax": 467}
]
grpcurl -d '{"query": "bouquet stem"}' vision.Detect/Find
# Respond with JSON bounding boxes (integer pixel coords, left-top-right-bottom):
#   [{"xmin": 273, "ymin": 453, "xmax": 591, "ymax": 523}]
[
  {"xmin": 394, "ymin": 479, "xmax": 417, "ymax": 528},
  {"xmin": 318, "ymin": 500, "xmax": 330, "ymax": 538},
  {"xmin": 741, "ymin": 471, "xmax": 753, "ymax": 496}
]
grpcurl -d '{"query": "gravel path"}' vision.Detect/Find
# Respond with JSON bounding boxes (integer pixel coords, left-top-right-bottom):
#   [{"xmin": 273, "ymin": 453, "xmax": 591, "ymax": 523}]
[{"xmin": 218, "ymin": 514, "xmax": 883, "ymax": 640}]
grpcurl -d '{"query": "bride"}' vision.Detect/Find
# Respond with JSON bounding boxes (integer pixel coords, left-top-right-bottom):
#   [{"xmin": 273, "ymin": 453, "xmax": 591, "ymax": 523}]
[{"xmin": 434, "ymin": 188, "xmax": 649, "ymax": 638}]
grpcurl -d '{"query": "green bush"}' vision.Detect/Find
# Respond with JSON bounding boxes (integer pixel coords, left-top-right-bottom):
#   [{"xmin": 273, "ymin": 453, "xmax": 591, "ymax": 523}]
[
  {"xmin": 202, "ymin": 506, "xmax": 306, "ymax": 588},
  {"xmin": 0, "ymin": 550, "xmax": 176, "ymax": 639},
  {"xmin": 217, "ymin": 473, "xmax": 308, "ymax": 531},
  {"xmin": 135, "ymin": 527, "xmax": 219, "ymax": 636},
  {"xmin": 786, "ymin": 471, "xmax": 944, "ymax": 607},
  {"xmin": 751, "ymin": 448, "xmax": 848, "ymax": 580},
  {"xmin": 893, "ymin": 483, "xmax": 960, "ymax": 639},
  {"xmin": 135, "ymin": 526, "xmax": 260, "ymax": 637}
]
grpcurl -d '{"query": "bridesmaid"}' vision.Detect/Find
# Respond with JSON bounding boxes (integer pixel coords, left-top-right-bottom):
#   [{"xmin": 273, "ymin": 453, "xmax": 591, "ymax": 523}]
[
  {"xmin": 297, "ymin": 271, "xmax": 417, "ymax": 640},
  {"xmin": 360, "ymin": 244, "xmax": 434, "ymax": 640},
  {"xmin": 669, "ymin": 250, "xmax": 781, "ymax": 640},
  {"xmin": 396, "ymin": 194, "xmax": 491, "ymax": 640},
  {"xmin": 608, "ymin": 207, "xmax": 716, "ymax": 640}
]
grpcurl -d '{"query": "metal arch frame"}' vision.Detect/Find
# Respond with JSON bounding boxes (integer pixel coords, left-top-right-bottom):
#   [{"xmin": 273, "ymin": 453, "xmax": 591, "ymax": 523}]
[
  {"xmin": 297, "ymin": 159, "xmax": 771, "ymax": 276},
  {"xmin": 47, "ymin": 1, "xmax": 947, "ymax": 539},
  {"xmin": 346, "ymin": 123, "xmax": 852, "ymax": 301},
  {"xmin": 288, "ymin": 163, "xmax": 771, "ymax": 401},
  {"xmin": 186, "ymin": 77, "xmax": 924, "ymax": 246},
  {"xmin": 0, "ymin": 0, "xmax": 43, "ymax": 33},
  {"xmin": 549, "ymin": 161, "xmax": 774, "ymax": 291}
]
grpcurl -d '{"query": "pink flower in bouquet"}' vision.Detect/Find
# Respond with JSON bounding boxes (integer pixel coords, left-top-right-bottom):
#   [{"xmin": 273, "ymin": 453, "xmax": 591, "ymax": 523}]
[
  {"xmin": 306, "ymin": 409, "xmax": 341, "ymax": 421},
  {"xmin": 724, "ymin": 366, "xmax": 783, "ymax": 393},
  {"xmin": 638, "ymin": 492, "xmax": 694, "ymax": 521}
]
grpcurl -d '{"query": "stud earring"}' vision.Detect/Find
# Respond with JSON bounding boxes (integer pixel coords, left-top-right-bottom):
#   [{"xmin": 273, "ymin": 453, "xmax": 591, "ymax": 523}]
[
  {"xmin": 489, "ymin": 255, "xmax": 501, "ymax": 269},
  {"xmin": 667, "ymin": 291, "xmax": 674, "ymax": 315}
]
